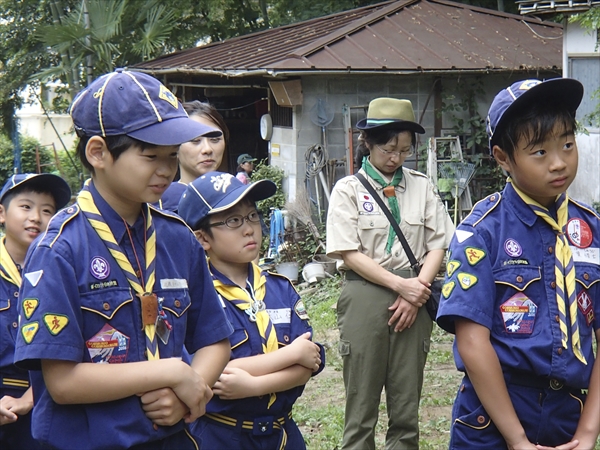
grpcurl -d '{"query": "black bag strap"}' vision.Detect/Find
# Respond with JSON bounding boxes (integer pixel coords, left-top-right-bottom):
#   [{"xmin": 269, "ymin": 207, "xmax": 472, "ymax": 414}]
[{"xmin": 355, "ymin": 172, "xmax": 420, "ymax": 274}]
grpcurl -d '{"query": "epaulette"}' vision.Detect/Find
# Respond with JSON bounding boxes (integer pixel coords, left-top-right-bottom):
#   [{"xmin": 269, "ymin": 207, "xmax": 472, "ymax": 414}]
[
  {"xmin": 266, "ymin": 269, "xmax": 302, "ymax": 295},
  {"xmin": 407, "ymin": 169, "xmax": 428, "ymax": 178},
  {"xmin": 40, "ymin": 204, "xmax": 81, "ymax": 248},
  {"xmin": 570, "ymin": 198, "xmax": 600, "ymax": 220},
  {"xmin": 462, "ymin": 192, "xmax": 502, "ymax": 228},
  {"xmin": 149, "ymin": 204, "xmax": 193, "ymax": 231}
]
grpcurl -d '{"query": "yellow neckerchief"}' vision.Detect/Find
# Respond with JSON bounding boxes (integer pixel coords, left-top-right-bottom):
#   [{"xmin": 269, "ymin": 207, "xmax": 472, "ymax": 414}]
[
  {"xmin": 77, "ymin": 181, "xmax": 160, "ymax": 360},
  {"xmin": 213, "ymin": 262, "xmax": 278, "ymax": 407},
  {"xmin": 0, "ymin": 236, "xmax": 21, "ymax": 286},
  {"xmin": 510, "ymin": 179, "xmax": 586, "ymax": 364}
]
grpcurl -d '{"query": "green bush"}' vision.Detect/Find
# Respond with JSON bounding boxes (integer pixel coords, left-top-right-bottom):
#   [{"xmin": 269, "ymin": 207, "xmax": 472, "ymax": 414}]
[{"xmin": 251, "ymin": 159, "xmax": 286, "ymax": 225}]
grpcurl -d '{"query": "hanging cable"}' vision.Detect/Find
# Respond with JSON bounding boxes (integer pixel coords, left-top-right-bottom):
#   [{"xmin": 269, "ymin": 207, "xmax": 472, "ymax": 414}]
[{"xmin": 305, "ymin": 144, "xmax": 328, "ymax": 179}]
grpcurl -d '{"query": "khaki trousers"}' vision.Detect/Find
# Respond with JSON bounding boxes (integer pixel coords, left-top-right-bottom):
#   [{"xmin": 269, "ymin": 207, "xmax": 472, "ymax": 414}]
[{"xmin": 337, "ymin": 272, "xmax": 432, "ymax": 450}]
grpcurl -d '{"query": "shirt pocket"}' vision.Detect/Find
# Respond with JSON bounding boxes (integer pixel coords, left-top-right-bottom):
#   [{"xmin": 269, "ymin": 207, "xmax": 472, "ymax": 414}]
[
  {"xmin": 275, "ymin": 324, "xmax": 293, "ymax": 347},
  {"xmin": 154, "ymin": 289, "xmax": 191, "ymax": 356},
  {"xmin": 229, "ymin": 328, "xmax": 251, "ymax": 359},
  {"xmin": 80, "ymin": 288, "xmax": 135, "ymax": 363},
  {"xmin": 401, "ymin": 212, "xmax": 425, "ymax": 250},
  {"xmin": 574, "ymin": 263, "xmax": 599, "ymax": 330},
  {"xmin": 357, "ymin": 213, "xmax": 388, "ymax": 231},
  {"xmin": 493, "ymin": 266, "xmax": 542, "ymax": 338}
]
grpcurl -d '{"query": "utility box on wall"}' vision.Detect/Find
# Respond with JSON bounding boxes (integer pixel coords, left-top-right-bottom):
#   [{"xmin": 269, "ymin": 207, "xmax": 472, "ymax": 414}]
[{"xmin": 269, "ymin": 80, "xmax": 303, "ymax": 106}]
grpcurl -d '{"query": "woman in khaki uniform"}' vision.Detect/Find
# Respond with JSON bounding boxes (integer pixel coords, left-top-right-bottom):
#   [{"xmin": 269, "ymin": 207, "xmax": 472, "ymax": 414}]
[{"xmin": 326, "ymin": 98, "xmax": 454, "ymax": 449}]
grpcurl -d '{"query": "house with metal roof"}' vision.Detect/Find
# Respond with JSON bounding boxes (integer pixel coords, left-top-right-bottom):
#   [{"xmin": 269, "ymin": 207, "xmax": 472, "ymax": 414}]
[{"xmin": 133, "ymin": 0, "xmax": 563, "ymax": 203}]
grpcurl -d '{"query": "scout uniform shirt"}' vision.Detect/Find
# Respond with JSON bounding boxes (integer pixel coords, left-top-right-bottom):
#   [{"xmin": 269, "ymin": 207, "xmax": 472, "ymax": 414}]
[
  {"xmin": 13, "ymin": 181, "xmax": 232, "ymax": 450},
  {"xmin": 0, "ymin": 237, "xmax": 30, "ymax": 396},
  {"xmin": 200, "ymin": 263, "xmax": 325, "ymax": 419},
  {"xmin": 156, "ymin": 180, "xmax": 187, "ymax": 212},
  {"xmin": 437, "ymin": 182, "xmax": 600, "ymax": 389},
  {"xmin": 327, "ymin": 166, "xmax": 454, "ymax": 270}
]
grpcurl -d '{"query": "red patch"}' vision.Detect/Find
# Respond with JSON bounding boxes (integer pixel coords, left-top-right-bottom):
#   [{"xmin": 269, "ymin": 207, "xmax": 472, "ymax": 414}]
[
  {"xmin": 566, "ymin": 218, "xmax": 593, "ymax": 248},
  {"xmin": 577, "ymin": 290, "xmax": 594, "ymax": 327}
]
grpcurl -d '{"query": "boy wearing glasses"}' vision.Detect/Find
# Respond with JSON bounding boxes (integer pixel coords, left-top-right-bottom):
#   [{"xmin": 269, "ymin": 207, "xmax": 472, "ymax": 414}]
[
  {"xmin": 178, "ymin": 171, "xmax": 325, "ymax": 450},
  {"xmin": 326, "ymin": 98, "xmax": 454, "ymax": 449}
]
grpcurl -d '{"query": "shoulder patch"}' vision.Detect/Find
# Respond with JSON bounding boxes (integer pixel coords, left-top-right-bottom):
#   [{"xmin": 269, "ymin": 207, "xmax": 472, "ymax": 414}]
[{"xmin": 294, "ymin": 299, "xmax": 310, "ymax": 320}]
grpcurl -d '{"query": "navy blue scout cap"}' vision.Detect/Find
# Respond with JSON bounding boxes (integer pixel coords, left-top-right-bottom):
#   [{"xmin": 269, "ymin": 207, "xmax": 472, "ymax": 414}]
[
  {"xmin": 178, "ymin": 172, "xmax": 276, "ymax": 231},
  {"xmin": 0, "ymin": 173, "xmax": 71, "ymax": 210},
  {"xmin": 486, "ymin": 78, "xmax": 584, "ymax": 153},
  {"xmin": 69, "ymin": 69, "xmax": 222, "ymax": 146}
]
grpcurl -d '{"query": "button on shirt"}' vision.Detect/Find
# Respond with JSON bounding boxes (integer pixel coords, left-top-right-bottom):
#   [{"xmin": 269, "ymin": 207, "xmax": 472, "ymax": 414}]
[
  {"xmin": 13, "ymin": 181, "xmax": 233, "ymax": 450},
  {"xmin": 437, "ymin": 183, "xmax": 600, "ymax": 389}
]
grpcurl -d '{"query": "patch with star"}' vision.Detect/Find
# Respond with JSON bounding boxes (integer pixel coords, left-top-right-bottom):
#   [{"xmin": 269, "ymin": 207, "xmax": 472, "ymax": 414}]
[
  {"xmin": 577, "ymin": 290, "xmax": 594, "ymax": 327},
  {"xmin": 22, "ymin": 298, "xmax": 39, "ymax": 320},
  {"xmin": 457, "ymin": 272, "xmax": 478, "ymax": 290},
  {"xmin": 465, "ymin": 247, "xmax": 486, "ymax": 266},
  {"xmin": 446, "ymin": 260, "xmax": 461, "ymax": 277},
  {"xmin": 500, "ymin": 293, "xmax": 537, "ymax": 334},
  {"xmin": 442, "ymin": 281, "xmax": 456, "ymax": 298},
  {"xmin": 21, "ymin": 322, "xmax": 39, "ymax": 344},
  {"xmin": 43, "ymin": 314, "xmax": 69, "ymax": 336}
]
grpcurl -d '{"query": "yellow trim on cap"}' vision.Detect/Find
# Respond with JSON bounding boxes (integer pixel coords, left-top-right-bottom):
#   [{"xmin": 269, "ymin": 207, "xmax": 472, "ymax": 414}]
[
  {"xmin": 124, "ymin": 71, "xmax": 162, "ymax": 123},
  {"xmin": 96, "ymin": 72, "xmax": 118, "ymax": 137}
]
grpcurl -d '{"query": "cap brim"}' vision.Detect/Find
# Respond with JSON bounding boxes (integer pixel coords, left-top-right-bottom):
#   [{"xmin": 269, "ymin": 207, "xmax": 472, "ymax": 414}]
[
  {"xmin": 491, "ymin": 78, "xmax": 583, "ymax": 147},
  {"xmin": 208, "ymin": 179, "xmax": 277, "ymax": 216},
  {"xmin": 1, "ymin": 174, "xmax": 71, "ymax": 210},
  {"xmin": 356, "ymin": 118, "xmax": 425, "ymax": 134},
  {"xmin": 128, "ymin": 116, "xmax": 222, "ymax": 146}
]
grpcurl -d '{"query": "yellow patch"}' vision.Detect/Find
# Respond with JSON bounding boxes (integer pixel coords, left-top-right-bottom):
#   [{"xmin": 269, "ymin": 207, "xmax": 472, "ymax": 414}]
[
  {"xmin": 457, "ymin": 272, "xmax": 478, "ymax": 290},
  {"xmin": 22, "ymin": 298, "xmax": 39, "ymax": 319},
  {"xmin": 442, "ymin": 281, "xmax": 456, "ymax": 298},
  {"xmin": 446, "ymin": 260, "xmax": 461, "ymax": 277},
  {"xmin": 21, "ymin": 322, "xmax": 39, "ymax": 344},
  {"xmin": 159, "ymin": 85, "xmax": 178, "ymax": 109},
  {"xmin": 465, "ymin": 247, "xmax": 486, "ymax": 266},
  {"xmin": 43, "ymin": 314, "xmax": 69, "ymax": 336}
]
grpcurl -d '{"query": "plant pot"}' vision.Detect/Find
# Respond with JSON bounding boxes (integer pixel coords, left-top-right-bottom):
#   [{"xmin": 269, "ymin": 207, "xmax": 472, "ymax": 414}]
[
  {"xmin": 312, "ymin": 254, "xmax": 337, "ymax": 275},
  {"xmin": 302, "ymin": 262, "xmax": 326, "ymax": 284},
  {"xmin": 275, "ymin": 262, "xmax": 299, "ymax": 282}
]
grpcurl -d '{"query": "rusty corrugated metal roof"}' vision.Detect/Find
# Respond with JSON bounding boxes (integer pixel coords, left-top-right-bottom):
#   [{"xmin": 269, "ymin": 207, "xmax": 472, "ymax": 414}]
[{"xmin": 133, "ymin": 0, "xmax": 562, "ymax": 76}]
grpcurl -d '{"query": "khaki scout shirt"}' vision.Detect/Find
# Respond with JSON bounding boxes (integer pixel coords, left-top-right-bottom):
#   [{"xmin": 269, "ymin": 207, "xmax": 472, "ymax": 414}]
[{"xmin": 326, "ymin": 166, "xmax": 454, "ymax": 271}]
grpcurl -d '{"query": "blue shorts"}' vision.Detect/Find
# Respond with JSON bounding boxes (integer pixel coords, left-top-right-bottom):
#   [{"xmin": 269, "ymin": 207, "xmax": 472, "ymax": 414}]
[{"xmin": 450, "ymin": 375, "xmax": 586, "ymax": 449}]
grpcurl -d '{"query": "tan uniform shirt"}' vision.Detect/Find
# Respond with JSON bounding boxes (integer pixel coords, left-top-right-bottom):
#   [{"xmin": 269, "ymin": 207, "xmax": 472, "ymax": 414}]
[{"xmin": 326, "ymin": 166, "xmax": 454, "ymax": 271}]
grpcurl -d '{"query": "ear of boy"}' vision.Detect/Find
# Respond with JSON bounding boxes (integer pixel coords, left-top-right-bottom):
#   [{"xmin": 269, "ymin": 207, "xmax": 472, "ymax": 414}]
[
  {"xmin": 194, "ymin": 229, "xmax": 212, "ymax": 252},
  {"xmin": 493, "ymin": 145, "xmax": 512, "ymax": 174},
  {"xmin": 85, "ymin": 136, "xmax": 110, "ymax": 170}
]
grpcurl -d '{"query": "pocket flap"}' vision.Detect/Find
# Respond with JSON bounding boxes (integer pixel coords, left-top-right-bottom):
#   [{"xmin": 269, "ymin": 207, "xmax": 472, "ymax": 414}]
[{"xmin": 494, "ymin": 266, "xmax": 541, "ymax": 291}]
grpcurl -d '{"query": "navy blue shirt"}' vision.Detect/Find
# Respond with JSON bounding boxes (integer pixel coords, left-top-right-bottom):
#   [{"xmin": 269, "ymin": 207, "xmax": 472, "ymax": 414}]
[
  {"xmin": 14, "ymin": 181, "xmax": 233, "ymax": 450},
  {"xmin": 437, "ymin": 183, "xmax": 600, "ymax": 389}
]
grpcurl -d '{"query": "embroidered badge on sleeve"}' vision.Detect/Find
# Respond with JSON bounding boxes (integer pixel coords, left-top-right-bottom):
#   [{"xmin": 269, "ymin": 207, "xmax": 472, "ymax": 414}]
[
  {"xmin": 22, "ymin": 298, "xmax": 39, "ymax": 320},
  {"xmin": 21, "ymin": 322, "xmax": 39, "ymax": 344},
  {"xmin": 465, "ymin": 247, "xmax": 486, "ymax": 266},
  {"xmin": 43, "ymin": 314, "xmax": 69, "ymax": 335}
]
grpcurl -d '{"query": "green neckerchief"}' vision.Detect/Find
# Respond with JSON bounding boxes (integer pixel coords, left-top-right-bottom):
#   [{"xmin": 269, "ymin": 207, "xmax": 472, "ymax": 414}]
[{"xmin": 361, "ymin": 156, "xmax": 403, "ymax": 254}]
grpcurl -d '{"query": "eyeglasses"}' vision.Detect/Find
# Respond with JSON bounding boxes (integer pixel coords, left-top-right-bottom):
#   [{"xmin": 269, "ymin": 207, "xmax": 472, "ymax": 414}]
[
  {"xmin": 375, "ymin": 144, "xmax": 414, "ymax": 158},
  {"xmin": 209, "ymin": 211, "xmax": 261, "ymax": 229}
]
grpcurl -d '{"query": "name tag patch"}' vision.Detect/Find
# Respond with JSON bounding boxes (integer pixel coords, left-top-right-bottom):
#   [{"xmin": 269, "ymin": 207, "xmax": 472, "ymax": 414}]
[
  {"xmin": 160, "ymin": 278, "xmax": 188, "ymax": 289},
  {"xmin": 501, "ymin": 293, "xmax": 537, "ymax": 334},
  {"xmin": 267, "ymin": 308, "xmax": 291, "ymax": 324},
  {"xmin": 572, "ymin": 247, "xmax": 599, "ymax": 264},
  {"xmin": 86, "ymin": 324, "xmax": 130, "ymax": 363}
]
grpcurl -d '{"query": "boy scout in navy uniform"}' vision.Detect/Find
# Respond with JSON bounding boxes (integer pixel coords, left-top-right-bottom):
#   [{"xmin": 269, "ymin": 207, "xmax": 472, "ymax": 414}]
[
  {"xmin": 0, "ymin": 173, "xmax": 70, "ymax": 449},
  {"xmin": 13, "ymin": 70, "xmax": 233, "ymax": 450},
  {"xmin": 437, "ymin": 78, "xmax": 600, "ymax": 449},
  {"xmin": 178, "ymin": 172, "xmax": 325, "ymax": 449}
]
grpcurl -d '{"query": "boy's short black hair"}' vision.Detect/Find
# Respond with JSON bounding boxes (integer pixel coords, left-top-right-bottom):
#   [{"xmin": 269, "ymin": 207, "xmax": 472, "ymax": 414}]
[
  {"xmin": 1, "ymin": 181, "xmax": 61, "ymax": 213},
  {"xmin": 76, "ymin": 135, "xmax": 158, "ymax": 173},
  {"xmin": 494, "ymin": 102, "xmax": 577, "ymax": 162}
]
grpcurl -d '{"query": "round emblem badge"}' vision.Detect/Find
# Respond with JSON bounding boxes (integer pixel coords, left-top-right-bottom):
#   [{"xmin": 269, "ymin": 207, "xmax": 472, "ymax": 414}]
[
  {"xmin": 363, "ymin": 202, "xmax": 374, "ymax": 212},
  {"xmin": 504, "ymin": 238, "xmax": 522, "ymax": 257},
  {"xmin": 566, "ymin": 218, "xmax": 592, "ymax": 248},
  {"xmin": 90, "ymin": 256, "xmax": 110, "ymax": 280}
]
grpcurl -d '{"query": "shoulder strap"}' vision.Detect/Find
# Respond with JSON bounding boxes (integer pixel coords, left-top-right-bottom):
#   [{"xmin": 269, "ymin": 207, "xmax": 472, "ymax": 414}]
[{"xmin": 355, "ymin": 173, "xmax": 420, "ymax": 273}]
